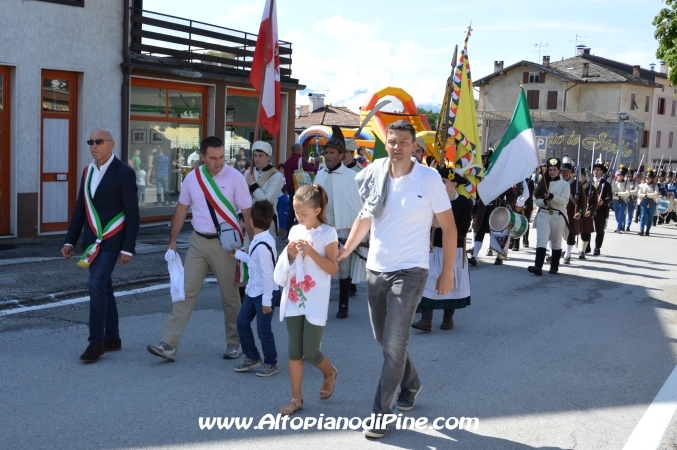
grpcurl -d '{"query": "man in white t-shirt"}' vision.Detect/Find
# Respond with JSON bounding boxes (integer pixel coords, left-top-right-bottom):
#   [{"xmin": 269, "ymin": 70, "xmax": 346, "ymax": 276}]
[{"xmin": 339, "ymin": 120, "xmax": 457, "ymax": 439}]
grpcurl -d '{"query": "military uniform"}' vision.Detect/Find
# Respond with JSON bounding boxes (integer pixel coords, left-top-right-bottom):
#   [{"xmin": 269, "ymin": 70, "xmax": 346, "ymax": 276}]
[
  {"xmin": 590, "ymin": 163, "xmax": 613, "ymax": 256},
  {"xmin": 560, "ymin": 158, "xmax": 587, "ymax": 264}
]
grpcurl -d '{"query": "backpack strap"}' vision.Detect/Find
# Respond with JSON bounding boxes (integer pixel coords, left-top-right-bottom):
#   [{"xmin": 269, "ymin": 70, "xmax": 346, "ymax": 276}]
[{"xmin": 250, "ymin": 241, "xmax": 276, "ymax": 267}]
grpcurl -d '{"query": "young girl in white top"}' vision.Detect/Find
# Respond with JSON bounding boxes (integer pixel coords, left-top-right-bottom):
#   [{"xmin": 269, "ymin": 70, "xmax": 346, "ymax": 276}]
[{"xmin": 273, "ymin": 185, "xmax": 339, "ymax": 416}]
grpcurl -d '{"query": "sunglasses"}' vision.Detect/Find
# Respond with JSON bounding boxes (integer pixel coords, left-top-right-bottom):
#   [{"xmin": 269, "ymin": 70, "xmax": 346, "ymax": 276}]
[{"xmin": 87, "ymin": 139, "xmax": 112, "ymax": 145}]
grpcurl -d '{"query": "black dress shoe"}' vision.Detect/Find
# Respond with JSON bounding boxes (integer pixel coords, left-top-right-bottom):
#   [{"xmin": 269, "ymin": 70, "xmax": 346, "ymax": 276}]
[
  {"xmin": 494, "ymin": 257, "xmax": 503, "ymax": 265},
  {"xmin": 646, "ymin": 231, "xmax": 650, "ymax": 236},
  {"xmin": 638, "ymin": 231, "xmax": 644, "ymax": 236},
  {"xmin": 104, "ymin": 337, "xmax": 122, "ymax": 351},
  {"xmin": 468, "ymin": 256, "xmax": 477, "ymax": 266},
  {"xmin": 80, "ymin": 342, "xmax": 105, "ymax": 362},
  {"xmin": 593, "ymin": 248, "xmax": 600, "ymax": 256}
]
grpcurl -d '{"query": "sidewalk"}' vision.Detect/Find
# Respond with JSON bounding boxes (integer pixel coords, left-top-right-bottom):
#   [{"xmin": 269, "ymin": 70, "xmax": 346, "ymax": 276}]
[{"xmin": 0, "ymin": 224, "xmax": 186, "ymax": 304}]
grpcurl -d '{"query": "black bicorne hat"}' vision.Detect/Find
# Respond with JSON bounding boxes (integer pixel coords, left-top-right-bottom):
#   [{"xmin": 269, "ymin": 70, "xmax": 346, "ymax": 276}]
[{"xmin": 325, "ymin": 125, "xmax": 346, "ymax": 153}]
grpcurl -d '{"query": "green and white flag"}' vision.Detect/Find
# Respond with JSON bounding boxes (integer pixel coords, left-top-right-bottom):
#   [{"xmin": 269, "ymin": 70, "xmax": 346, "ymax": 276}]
[{"xmin": 477, "ymin": 88, "xmax": 540, "ymax": 204}]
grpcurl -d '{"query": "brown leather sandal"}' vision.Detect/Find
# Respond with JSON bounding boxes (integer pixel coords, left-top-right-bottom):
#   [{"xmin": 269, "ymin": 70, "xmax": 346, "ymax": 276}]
[
  {"xmin": 319, "ymin": 365, "xmax": 338, "ymax": 400},
  {"xmin": 279, "ymin": 398, "xmax": 303, "ymax": 416}
]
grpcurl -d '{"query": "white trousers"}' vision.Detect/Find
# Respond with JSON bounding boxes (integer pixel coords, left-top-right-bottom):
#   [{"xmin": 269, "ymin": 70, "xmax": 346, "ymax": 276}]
[{"xmin": 536, "ymin": 210, "xmax": 567, "ymax": 250}]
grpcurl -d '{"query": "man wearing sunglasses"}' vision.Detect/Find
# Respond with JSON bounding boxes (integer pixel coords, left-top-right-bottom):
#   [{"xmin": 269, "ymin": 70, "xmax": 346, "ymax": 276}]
[{"xmin": 62, "ymin": 129, "xmax": 140, "ymax": 363}]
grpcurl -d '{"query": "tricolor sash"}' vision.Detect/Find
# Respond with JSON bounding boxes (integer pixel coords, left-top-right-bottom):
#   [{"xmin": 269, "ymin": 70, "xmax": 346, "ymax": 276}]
[
  {"xmin": 78, "ymin": 165, "xmax": 126, "ymax": 268},
  {"xmin": 194, "ymin": 165, "xmax": 247, "ymax": 282}
]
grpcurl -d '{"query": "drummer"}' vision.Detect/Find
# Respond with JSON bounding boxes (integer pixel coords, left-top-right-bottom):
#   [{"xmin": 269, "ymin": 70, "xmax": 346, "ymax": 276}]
[
  {"xmin": 412, "ymin": 166, "xmax": 472, "ymax": 332},
  {"xmin": 637, "ymin": 169, "xmax": 660, "ymax": 236},
  {"xmin": 528, "ymin": 158, "xmax": 569, "ymax": 275},
  {"xmin": 560, "ymin": 157, "xmax": 587, "ymax": 264},
  {"xmin": 657, "ymin": 170, "xmax": 671, "ymax": 225}
]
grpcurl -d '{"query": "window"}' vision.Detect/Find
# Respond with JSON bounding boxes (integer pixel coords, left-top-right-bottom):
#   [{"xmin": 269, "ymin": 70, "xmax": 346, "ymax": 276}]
[
  {"xmin": 130, "ymin": 78, "xmax": 207, "ymax": 220},
  {"xmin": 36, "ymin": 0, "xmax": 84, "ymax": 6},
  {"xmin": 670, "ymin": 132, "xmax": 674, "ymax": 149},
  {"xmin": 546, "ymin": 91, "xmax": 558, "ymax": 110},
  {"xmin": 642, "ymin": 130, "xmax": 649, "ymax": 148},
  {"xmin": 672, "ymin": 100, "xmax": 676, "ymax": 116},
  {"xmin": 656, "ymin": 130, "xmax": 662, "ymax": 148},
  {"xmin": 522, "ymin": 72, "xmax": 545, "ymax": 84},
  {"xmin": 630, "ymin": 93, "xmax": 638, "ymax": 110},
  {"xmin": 526, "ymin": 90, "xmax": 540, "ymax": 109},
  {"xmin": 658, "ymin": 97, "xmax": 666, "ymax": 115},
  {"xmin": 645, "ymin": 95, "xmax": 650, "ymax": 112},
  {"xmin": 225, "ymin": 88, "xmax": 277, "ymax": 168}
]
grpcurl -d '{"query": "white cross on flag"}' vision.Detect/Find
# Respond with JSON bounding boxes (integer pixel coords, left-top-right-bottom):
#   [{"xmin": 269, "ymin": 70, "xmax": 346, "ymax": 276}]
[{"xmin": 249, "ymin": 0, "xmax": 280, "ymax": 135}]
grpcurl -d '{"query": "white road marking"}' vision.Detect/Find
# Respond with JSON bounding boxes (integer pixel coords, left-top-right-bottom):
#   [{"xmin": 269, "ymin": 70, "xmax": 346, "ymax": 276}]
[
  {"xmin": 623, "ymin": 364, "xmax": 677, "ymax": 450},
  {"xmin": 0, "ymin": 278, "xmax": 217, "ymax": 317}
]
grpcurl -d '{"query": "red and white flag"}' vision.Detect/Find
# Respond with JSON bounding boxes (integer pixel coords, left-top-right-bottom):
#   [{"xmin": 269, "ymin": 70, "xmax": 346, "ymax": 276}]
[{"xmin": 250, "ymin": 0, "xmax": 280, "ymax": 135}]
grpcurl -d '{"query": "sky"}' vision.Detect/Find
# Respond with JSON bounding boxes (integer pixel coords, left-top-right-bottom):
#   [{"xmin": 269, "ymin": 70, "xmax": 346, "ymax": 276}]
[{"xmin": 144, "ymin": 0, "xmax": 668, "ymax": 113}]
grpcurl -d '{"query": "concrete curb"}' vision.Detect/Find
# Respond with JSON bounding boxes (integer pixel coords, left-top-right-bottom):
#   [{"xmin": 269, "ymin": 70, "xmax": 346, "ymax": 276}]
[{"xmin": 9, "ymin": 275, "xmax": 170, "ymax": 308}]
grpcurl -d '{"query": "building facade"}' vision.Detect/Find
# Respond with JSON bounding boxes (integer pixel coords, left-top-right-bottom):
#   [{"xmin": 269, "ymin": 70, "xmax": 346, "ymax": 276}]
[
  {"xmin": 475, "ymin": 48, "xmax": 659, "ymax": 171},
  {"xmin": 649, "ymin": 68, "xmax": 677, "ymax": 168},
  {"xmin": 0, "ymin": 0, "xmax": 303, "ymax": 237}
]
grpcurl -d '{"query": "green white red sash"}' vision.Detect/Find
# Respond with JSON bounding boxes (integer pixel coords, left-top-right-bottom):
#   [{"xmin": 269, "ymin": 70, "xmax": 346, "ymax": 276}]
[
  {"xmin": 77, "ymin": 164, "xmax": 126, "ymax": 268},
  {"xmin": 194, "ymin": 165, "xmax": 247, "ymax": 282}
]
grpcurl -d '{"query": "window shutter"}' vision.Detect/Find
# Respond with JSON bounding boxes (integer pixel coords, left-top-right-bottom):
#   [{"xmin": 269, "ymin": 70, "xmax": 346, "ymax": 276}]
[
  {"xmin": 657, "ymin": 130, "xmax": 662, "ymax": 148},
  {"xmin": 539, "ymin": 72, "xmax": 546, "ymax": 83},
  {"xmin": 645, "ymin": 96, "xmax": 650, "ymax": 113},
  {"xmin": 630, "ymin": 93, "xmax": 636, "ymax": 110},
  {"xmin": 547, "ymin": 91, "xmax": 557, "ymax": 109},
  {"xmin": 642, "ymin": 130, "xmax": 649, "ymax": 148},
  {"xmin": 523, "ymin": 72, "xmax": 529, "ymax": 84}
]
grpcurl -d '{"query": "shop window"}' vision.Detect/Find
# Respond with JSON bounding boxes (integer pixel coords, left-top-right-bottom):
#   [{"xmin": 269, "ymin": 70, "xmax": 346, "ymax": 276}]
[
  {"xmin": 225, "ymin": 89, "xmax": 277, "ymax": 171},
  {"xmin": 130, "ymin": 79, "xmax": 206, "ymax": 220}
]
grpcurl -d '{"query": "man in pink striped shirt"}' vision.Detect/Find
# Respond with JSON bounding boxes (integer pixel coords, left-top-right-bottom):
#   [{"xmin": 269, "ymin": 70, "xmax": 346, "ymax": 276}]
[{"xmin": 148, "ymin": 136, "xmax": 254, "ymax": 362}]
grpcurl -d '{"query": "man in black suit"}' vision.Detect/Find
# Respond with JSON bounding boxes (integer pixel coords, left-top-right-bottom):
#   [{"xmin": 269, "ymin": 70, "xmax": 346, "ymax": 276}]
[{"xmin": 62, "ymin": 129, "xmax": 140, "ymax": 362}]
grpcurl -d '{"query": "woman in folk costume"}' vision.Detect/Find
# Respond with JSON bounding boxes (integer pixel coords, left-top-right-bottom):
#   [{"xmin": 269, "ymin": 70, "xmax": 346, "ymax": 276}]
[
  {"xmin": 246, "ymin": 141, "xmax": 285, "ymax": 237},
  {"xmin": 412, "ymin": 165, "xmax": 472, "ymax": 332},
  {"xmin": 528, "ymin": 157, "xmax": 569, "ymax": 276},
  {"xmin": 313, "ymin": 125, "xmax": 366, "ymax": 319}
]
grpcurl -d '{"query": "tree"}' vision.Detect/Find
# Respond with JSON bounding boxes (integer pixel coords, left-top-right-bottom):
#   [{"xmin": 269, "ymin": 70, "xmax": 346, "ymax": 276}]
[
  {"xmin": 654, "ymin": 0, "xmax": 677, "ymax": 86},
  {"xmin": 417, "ymin": 107, "xmax": 441, "ymax": 130}
]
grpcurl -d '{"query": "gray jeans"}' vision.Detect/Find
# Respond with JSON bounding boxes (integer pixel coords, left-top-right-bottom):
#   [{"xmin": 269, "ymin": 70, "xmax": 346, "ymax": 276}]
[{"xmin": 366, "ymin": 267, "xmax": 427, "ymax": 414}]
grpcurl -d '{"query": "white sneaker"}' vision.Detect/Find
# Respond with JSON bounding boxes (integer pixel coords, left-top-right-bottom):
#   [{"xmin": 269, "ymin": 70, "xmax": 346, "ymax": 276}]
[
  {"xmin": 223, "ymin": 343, "xmax": 242, "ymax": 360},
  {"xmin": 147, "ymin": 341, "xmax": 176, "ymax": 361}
]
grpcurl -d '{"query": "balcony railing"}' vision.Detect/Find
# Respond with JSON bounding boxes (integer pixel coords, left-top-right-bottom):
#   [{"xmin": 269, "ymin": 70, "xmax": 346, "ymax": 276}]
[{"xmin": 128, "ymin": 9, "xmax": 293, "ymax": 78}]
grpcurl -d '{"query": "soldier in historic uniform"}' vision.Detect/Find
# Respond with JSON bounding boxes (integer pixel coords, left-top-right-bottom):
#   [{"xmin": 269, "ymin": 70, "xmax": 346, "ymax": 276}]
[
  {"xmin": 578, "ymin": 168, "xmax": 596, "ymax": 259},
  {"xmin": 559, "ymin": 157, "xmax": 587, "ymax": 264},
  {"xmin": 638, "ymin": 169, "xmax": 661, "ymax": 236},
  {"xmin": 666, "ymin": 171, "xmax": 676, "ymax": 223},
  {"xmin": 611, "ymin": 165, "xmax": 630, "ymax": 233},
  {"xmin": 624, "ymin": 169, "xmax": 639, "ymax": 232},
  {"xmin": 590, "ymin": 162, "xmax": 613, "ymax": 256}
]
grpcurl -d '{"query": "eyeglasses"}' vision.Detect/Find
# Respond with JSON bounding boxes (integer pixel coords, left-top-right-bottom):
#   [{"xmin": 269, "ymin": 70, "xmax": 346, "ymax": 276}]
[{"xmin": 87, "ymin": 139, "xmax": 112, "ymax": 146}]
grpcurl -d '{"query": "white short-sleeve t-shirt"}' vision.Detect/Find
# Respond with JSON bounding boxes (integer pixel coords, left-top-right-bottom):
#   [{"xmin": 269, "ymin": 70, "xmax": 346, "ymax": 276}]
[
  {"xmin": 367, "ymin": 162, "xmax": 451, "ymax": 272},
  {"xmin": 283, "ymin": 223, "xmax": 338, "ymax": 326}
]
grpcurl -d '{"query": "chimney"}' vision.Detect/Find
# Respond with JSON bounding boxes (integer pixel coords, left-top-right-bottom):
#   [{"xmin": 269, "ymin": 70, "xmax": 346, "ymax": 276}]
[
  {"xmin": 295, "ymin": 105, "xmax": 302, "ymax": 119},
  {"xmin": 632, "ymin": 65, "xmax": 640, "ymax": 78},
  {"xmin": 494, "ymin": 61, "xmax": 504, "ymax": 73},
  {"xmin": 582, "ymin": 62, "xmax": 589, "ymax": 77},
  {"xmin": 308, "ymin": 93, "xmax": 325, "ymax": 113},
  {"xmin": 650, "ymin": 63, "xmax": 656, "ymax": 72},
  {"xmin": 542, "ymin": 56, "xmax": 550, "ymax": 68},
  {"xmin": 660, "ymin": 61, "xmax": 668, "ymax": 74},
  {"xmin": 576, "ymin": 45, "xmax": 587, "ymax": 56}
]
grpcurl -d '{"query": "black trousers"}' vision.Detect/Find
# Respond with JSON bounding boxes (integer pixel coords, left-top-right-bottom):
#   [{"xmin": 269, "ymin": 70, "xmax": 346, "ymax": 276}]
[{"xmin": 594, "ymin": 213, "xmax": 606, "ymax": 249}]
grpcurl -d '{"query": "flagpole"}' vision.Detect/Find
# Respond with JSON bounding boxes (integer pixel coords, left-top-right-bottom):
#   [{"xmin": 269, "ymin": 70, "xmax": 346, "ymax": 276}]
[
  {"xmin": 438, "ymin": 45, "xmax": 457, "ymax": 163},
  {"xmin": 251, "ymin": 0, "xmax": 275, "ymax": 175}
]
